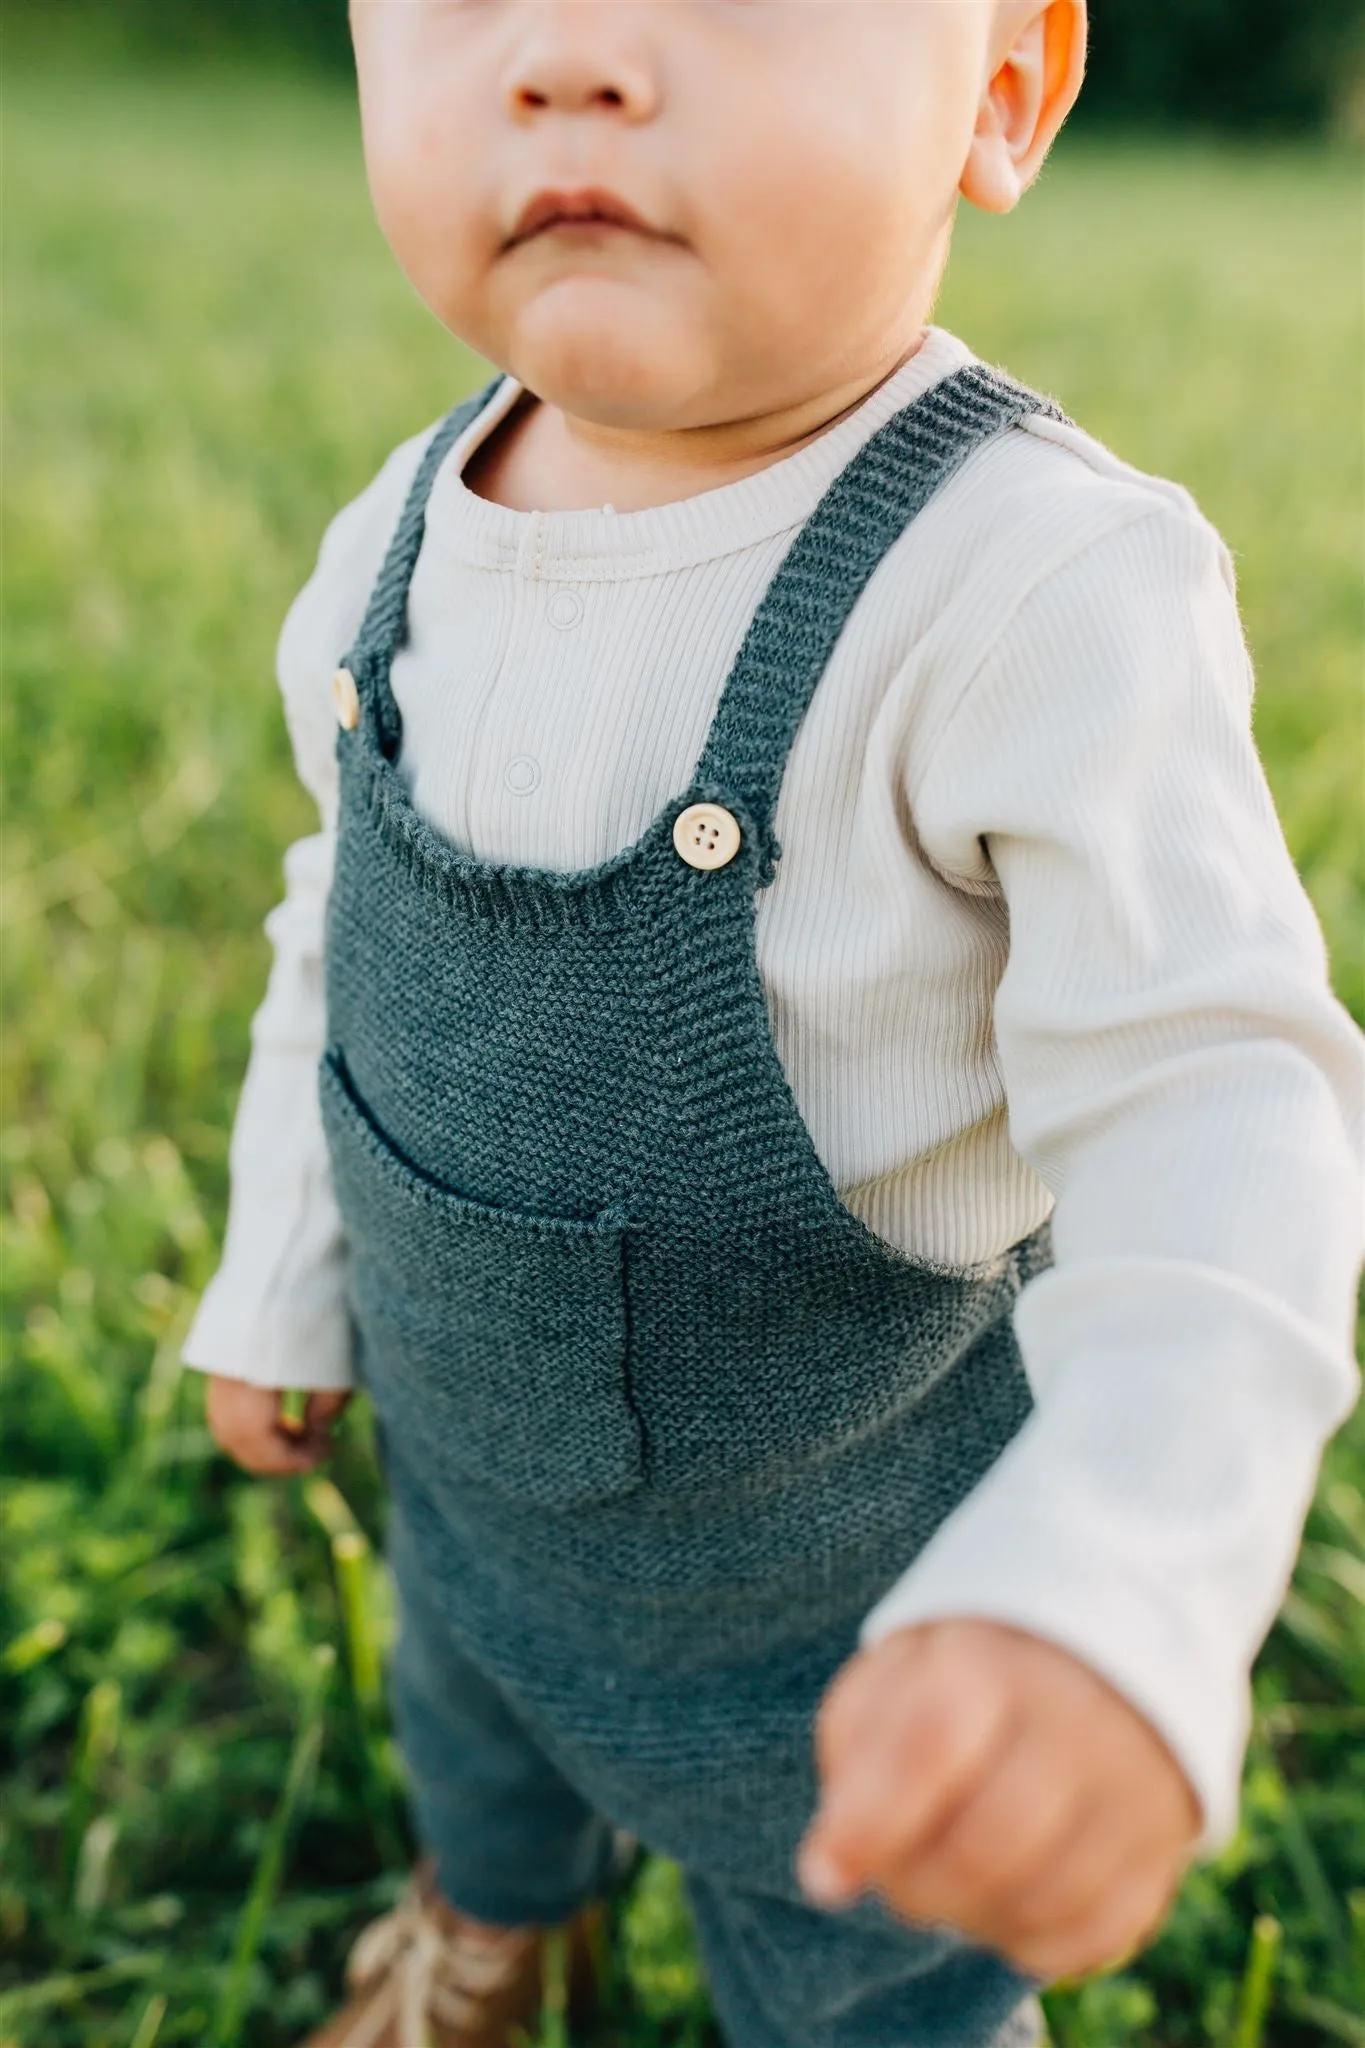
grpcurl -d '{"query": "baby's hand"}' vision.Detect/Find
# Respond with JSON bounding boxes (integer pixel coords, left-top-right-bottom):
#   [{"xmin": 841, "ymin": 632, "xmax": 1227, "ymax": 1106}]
[
  {"xmin": 798, "ymin": 1620, "xmax": 1199, "ymax": 1983},
  {"xmin": 206, "ymin": 1374, "xmax": 351, "ymax": 1476}
]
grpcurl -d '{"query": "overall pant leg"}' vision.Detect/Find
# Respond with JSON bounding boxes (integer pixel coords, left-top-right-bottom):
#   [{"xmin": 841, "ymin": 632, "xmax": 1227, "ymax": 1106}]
[
  {"xmin": 686, "ymin": 1873, "xmax": 1044, "ymax": 2048},
  {"xmin": 388, "ymin": 1510, "xmax": 618, "ymax": 1927}
]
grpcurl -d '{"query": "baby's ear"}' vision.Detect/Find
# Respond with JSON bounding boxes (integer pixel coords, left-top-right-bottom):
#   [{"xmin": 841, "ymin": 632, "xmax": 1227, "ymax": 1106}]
[{"xmin": 960, "ymin": 0, "xmax": 1087, "ymax": 216}]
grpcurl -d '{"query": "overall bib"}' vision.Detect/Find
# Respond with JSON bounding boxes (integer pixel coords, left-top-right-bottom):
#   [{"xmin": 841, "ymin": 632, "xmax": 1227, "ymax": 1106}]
[{"xmin": 322, "ymin": 365, "xmax": 1060, "ymax": 2048}]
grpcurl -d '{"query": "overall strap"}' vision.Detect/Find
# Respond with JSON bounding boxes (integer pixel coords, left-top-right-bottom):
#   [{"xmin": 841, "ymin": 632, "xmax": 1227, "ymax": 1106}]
[
  {"xmin": 348, "ymin": 376, "xmax": 505, "ymax": 757},
  {"xmin": 694, "ymin": 364, "xmax": 1066, "ymax": 846}
]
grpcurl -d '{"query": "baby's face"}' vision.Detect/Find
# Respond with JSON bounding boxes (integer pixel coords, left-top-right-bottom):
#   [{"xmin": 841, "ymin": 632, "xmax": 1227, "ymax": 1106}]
[{"xmin": 352, "ymin": 2, "xmax": 1047, "ymax": 430}]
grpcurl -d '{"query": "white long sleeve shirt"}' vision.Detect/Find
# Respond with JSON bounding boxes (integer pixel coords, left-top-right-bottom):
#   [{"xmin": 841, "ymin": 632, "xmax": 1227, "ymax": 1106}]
[{"xmin": 184, "ymin": 329, "xmax": 1363, "ymax": 1848}]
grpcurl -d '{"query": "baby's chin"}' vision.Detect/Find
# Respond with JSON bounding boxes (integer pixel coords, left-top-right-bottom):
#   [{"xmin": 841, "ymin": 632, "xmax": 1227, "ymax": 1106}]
[{"xmin": 491, "ymin": 278, "xmax": 726, "ymax": 429}]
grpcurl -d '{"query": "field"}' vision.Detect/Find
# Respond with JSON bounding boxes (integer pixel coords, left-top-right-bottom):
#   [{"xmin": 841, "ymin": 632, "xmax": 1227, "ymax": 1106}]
[{"xmin": 2, "ymin": 53, "xmax": 1363, "ymax": 2048}]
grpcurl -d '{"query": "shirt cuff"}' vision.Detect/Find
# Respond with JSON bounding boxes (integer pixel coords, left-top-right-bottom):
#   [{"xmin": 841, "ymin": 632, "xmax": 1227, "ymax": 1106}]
[
  {"xmin": 859, "ymin": 1259, "xmax": 1357, "ymax": 1853},
  {"xmin": 181, "ymin": 1254, "xmax": 356, "ymax": 1392}
]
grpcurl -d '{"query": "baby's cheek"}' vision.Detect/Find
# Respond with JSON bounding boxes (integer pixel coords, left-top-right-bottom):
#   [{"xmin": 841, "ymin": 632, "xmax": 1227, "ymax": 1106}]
[
  {"xmin": 354, "ymin": 40, "xmax": 490, "ymax": 330},
  {"xmin": 686, "ymin": 93, "xmax": 958, "ymax": 396},
  {"xmin": 362, "ymin": 144, "xmax": 476, "ymax": 329}
]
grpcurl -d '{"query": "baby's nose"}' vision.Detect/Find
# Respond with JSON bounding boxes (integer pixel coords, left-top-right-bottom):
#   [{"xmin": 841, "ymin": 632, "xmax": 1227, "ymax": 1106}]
[{"xmin": 503, "ymin": 4, "xmax": 661, "ymax": 123}]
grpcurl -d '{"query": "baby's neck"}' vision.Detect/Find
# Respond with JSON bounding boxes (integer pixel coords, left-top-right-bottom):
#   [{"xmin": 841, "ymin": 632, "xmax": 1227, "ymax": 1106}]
[{"xmin": 463, "ymin": 336, "xmax": 927, "ymax": 515}]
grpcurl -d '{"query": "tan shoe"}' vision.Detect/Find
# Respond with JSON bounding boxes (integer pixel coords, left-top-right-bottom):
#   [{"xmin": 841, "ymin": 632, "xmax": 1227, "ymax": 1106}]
[{"xmin": 302, "ymin": 1864, "xmax": 601, "ymax": 2048}]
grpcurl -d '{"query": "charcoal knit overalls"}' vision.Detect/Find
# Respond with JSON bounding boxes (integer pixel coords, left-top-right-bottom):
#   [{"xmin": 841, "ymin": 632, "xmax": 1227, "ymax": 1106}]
[{"xmin": 321, "ymin": 366, "xmax": 1062, "ymax": 2048}]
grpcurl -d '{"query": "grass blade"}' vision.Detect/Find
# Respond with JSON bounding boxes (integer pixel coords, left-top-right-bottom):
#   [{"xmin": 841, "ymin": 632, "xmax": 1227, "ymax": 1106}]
[
  {"xmin": 1232, "ymin": 1915, "xmax": 1282, "ymax": 2048},
  {"xmin": 540, "ymin": 1929, "xmax": 569, "ymax": 2048},
  {"xmin": 73, "ymin": 1813, "xmax": 120, "ymax": 1919},
  {"xmin": 303, "ymin": 1478, "xmax": 385, "ymax": 1714},
  {"xmin": 1, "ymin": 1616, "xmax": 68, "ymax": 1672},
  {"xmin": 1277, "ymin": 1776, "xmax": 1352, "ymax": 1968},
  {"xmin": 278, "ymin": 1387, "xmax": 310, "ymax": 1437},
  {"xmin": 302, "ymin": 1476, "xmax": 358, "ymax": 1545},
  {"xmin": 128, "ymin": 1993, "xmax": 168, "ymax": 2048},
  {"xmin": 331, "ymin": 1530, "xmax": 383, "ymax": 1719},
  {"xmin": 1282, "ymin": 1993, "xmax": 1365, "ymax": 2045},
  {"xmin": 0, "ymin": 1959, "xmax": 160, "ymax": 2031},
  {"xmin": 64, "ymin": 1679, "xmax": 121, "ymax": 1904},
  {"xmin": 212, "ymin": 1644, "xmax": 334, "ymax": 2048},
  {"xmin": 304, "ymin": 1476, "xmax": 402, "ymax": 1865}
]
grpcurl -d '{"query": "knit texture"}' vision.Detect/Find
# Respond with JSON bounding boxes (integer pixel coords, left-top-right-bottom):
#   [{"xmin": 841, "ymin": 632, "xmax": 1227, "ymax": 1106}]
[
  {"xmin": 390, "ymin": 1513, "xmax": 1044, "ymax": 2048},
  {"xmin": 324, "ymin": 365, "xmax": 1052, "ymax": 1521},
  {"xmin": 320, "ymin": 368, "xmax": 1055, "ymax": 2046}
]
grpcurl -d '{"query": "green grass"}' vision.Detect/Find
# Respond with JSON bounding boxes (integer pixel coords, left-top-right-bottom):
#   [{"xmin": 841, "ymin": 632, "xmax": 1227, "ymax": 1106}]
[{"xmin": 3, "ymin": 55, "xmax": 1363, "ymax": 2048}]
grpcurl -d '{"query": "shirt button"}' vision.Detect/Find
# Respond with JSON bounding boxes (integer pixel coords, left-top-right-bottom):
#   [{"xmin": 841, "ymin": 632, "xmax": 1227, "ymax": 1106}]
[
  {"xmin": 673, "ymin": 802, "xmax": 742, "ymax": 871},
  {"xmin": 504, "ymin": 754, "xmax": 542, "ymax": 796},
  {"xmin": 547, "ymin": 589, "xmax": 584, "ymax": 630},
  {"xmin": 331, "ymin": 666, "xmax": 360, "ymax": 732}
]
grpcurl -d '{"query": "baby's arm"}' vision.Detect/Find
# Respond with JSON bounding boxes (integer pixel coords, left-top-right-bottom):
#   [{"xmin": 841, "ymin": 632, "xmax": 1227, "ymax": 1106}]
[
  {"xmin": 185, "ymin": 426, "xmax": 442, "ymax": 1472},
  {"xmin": 803, "ymin": 493, "xmax": 1363, "ymax": 1967},
  {"xmin": 184, "ymin": 828, "xmax": 356, "ymax": 1472},
  {"xmin": 184, "ymin": 830, "xmax": 352, "ymax": 1376},
  {"xmin": 183, "ymin": 827, "xmax": 357, "ymax": 1469}
]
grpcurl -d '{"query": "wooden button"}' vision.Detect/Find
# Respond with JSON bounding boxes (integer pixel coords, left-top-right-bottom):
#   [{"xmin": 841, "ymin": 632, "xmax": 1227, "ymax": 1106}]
[
  {"xmin": 331, "ymin": 666, "xmax": 360, "ymax": 732},
  {"xmin": 673, "ymin": 801, "xmax": 742, "ymax": 871}
]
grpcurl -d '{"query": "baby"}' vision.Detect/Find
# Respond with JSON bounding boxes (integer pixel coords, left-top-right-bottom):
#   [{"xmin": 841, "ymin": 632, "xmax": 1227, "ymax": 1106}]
[{"xmin": 189, "ymin": 4, "xmax": 1364, "ymax": 2045}]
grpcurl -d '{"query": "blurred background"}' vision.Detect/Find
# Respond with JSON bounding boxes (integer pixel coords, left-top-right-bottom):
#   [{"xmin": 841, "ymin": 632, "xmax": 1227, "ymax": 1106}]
[
  {"xmin": 3, "ymin": 5, "xmax": 1363, "ymax": 2046},
  {"xmin": 13, "ymin": 0, "xmax": 1365, "ymax": 129}
]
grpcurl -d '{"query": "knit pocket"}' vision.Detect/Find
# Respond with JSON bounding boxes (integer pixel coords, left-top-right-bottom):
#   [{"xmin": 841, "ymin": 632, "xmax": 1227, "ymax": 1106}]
[{"xmin": 319, "ymin": 1048, "xmax": 642, "ymax": 1510}]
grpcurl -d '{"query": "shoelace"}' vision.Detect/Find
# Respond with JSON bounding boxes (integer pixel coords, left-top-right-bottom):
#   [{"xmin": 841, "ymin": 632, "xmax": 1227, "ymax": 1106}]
[{"xmin": 334, "ymin": 1881, "xmax": 535, "ymax": 2048}]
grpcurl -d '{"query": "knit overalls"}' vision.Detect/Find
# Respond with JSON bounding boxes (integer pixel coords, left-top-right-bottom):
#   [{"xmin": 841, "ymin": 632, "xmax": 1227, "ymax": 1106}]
[{"xmin": 321, "ymin": 366, "xmax": 1060, "ymax": 2048}]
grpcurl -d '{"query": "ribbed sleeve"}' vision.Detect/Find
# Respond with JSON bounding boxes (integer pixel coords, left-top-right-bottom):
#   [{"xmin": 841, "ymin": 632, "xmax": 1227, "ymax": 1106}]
[
  {"xmin": 182, "ymin": 830, "xmax": 356, "ymax": 1389},
  {"xmin": 860, "ymin": 508, "xmax": 1362, "ymax": 1847},
  {"xmin": 182, "ymin": 426, "xmax": 439, "ymax": 1387}
]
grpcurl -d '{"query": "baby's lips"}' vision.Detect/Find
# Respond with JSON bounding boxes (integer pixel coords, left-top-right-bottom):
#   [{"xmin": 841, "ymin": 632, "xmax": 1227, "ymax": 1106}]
[{"xmin": 503, "ymin": 183, "xmax": 683, "ymax": 252}]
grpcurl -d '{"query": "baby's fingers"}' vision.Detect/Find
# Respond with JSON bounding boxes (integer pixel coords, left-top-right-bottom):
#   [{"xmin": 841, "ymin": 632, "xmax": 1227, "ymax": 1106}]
[
  {"xmin": 999, "ymin": 1849, "xmax": 1180, "ymax": 1983},
  {"xmin": 874, "ymin": 1726, "xmax": 1083, "ymax": 1938},
  {"xmin": 799, "ymin": 1626, "xmax": 1013, "ymax": 1908},
  {"xmin": 206, "ymin": 1375, "xmax": 349, "ymax": 1475}
]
